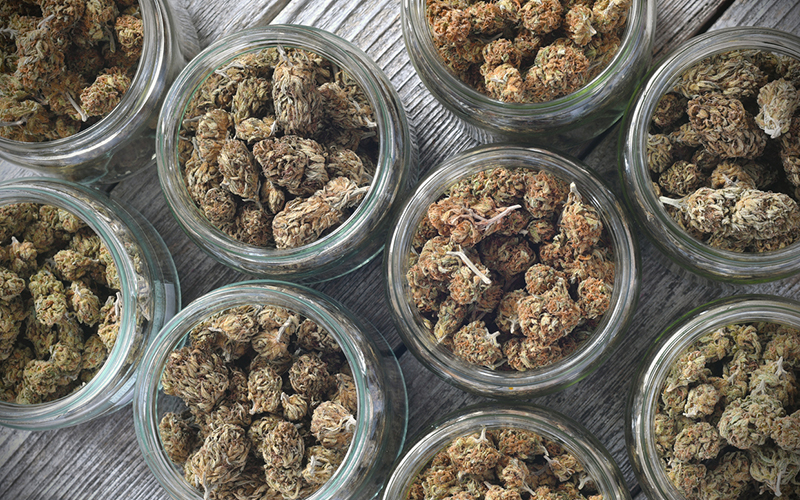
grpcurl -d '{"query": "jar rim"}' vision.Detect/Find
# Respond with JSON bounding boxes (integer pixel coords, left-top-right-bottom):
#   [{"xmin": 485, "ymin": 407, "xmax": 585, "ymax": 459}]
[
  {"xmin": 0, "ymin": 0, "xmax": 171, "ymax": 164},
  {"xmin": 626, "ymin": 294, "xmax": 800, "ymax": 500},
  {"xmin": 620, "ymin": 26, "xmax": 800, "ymax": 283},
  {"xmin": 400, "ymin": 0, "xmax": 652, "ymax": 115},
  {"xmin": 384, "ymin": 143, "xmax": 640, "ymax": 398},
  {"xmin": 133, "ymin": 279, "xmax": 406, "ymax": 500},
  {"xmin": 157, "ymin": 24, "xmax": 410, "ymax": 278},
  {"xmin": 0, "ymin": 177, "xmax": 149, "ymax": 428},
  {"xmin": 384, "ymin": 404, "xmax": 631, "ymax": 500}
]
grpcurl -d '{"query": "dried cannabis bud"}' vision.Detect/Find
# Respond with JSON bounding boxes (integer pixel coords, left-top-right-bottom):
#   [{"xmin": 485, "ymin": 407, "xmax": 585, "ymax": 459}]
[
  {"xmin": 159, "ymin": 411, "xmax": 199, "ymax": 464},
  {"xmin": 662, "ymin": 187, "xmax": 800, "ymax": 244},
  {"xmin": 0, "ymin": 203, "xmax": 123, "ymax": 403},
  {"xmin": 0, "ymin": 0, "xmax": 143, "ymax": 141},
  {"xmin": 408, "ymin": 167, "xmax": 614, "ymax": 371},
  {"xmin": 649, "ymin": 49, "xmax": 800, "ymax": 252},
  {"xmin": 755, "ymin": 79, "xmax": 799, "ymax": 139},
  {"xmin": 272, "ymin": 176, "xmax": 368, "ymax": 249},
  {"xmin": 427, "ymin": 0, "xmax": 631, "ymax": 103},
  {"xmin": 407, "ymin": 426, "xmax": 602, "ymax": 500},
  {"xmin": 158, "ymin": 303, "xmax": 356, "ymax": 499},
  {"xmin": 654, "ymin": 321, "xmax": 800, "ymax": 499},
  {"xmin": 179, "ymin": 46, "xmax": 378, "ymax": 250}
]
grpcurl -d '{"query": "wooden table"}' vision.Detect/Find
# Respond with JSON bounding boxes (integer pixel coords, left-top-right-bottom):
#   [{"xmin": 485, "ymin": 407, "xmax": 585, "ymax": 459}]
[{"xmin": 2, "ymin": 0, "xmax": 800, "ymax": 498}]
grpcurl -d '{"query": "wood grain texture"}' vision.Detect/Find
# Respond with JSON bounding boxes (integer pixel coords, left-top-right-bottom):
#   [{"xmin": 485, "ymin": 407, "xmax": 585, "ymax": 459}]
[
  {"xmin": 2, "ymin": 0, "xmax": 800, "ymax": 499},
  {"xmin": 182, "ymin": 0, "xmax": 291, "ymax": 46},
  {"xmin": 652, "ymin": 0, "xmax": 730, "ymax": 57},
  {"xmin": 0, "ymin": 164, "xmax": 45, "ymax": 181},
  {"xmin": 0, "ymin": 408, "xmax": 167, "ymax": 500},
  {"xmin": 710, "ymin": 0, "xmax": 800, "ymax": 33}
]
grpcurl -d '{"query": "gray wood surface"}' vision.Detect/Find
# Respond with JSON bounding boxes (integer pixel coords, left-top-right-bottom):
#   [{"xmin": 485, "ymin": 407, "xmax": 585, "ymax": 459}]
[{"xmin": 2, "ymin": 0, "xmax": 800, "ymax": 499}]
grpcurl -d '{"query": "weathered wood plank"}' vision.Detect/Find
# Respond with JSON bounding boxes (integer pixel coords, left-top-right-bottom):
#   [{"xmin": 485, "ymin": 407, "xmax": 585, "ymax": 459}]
[
  {"xmin": 0, "ymin": 164, "xmax": 45, "ymax": 181},
  {"xmin": 652, "ymin": 0, "xmax": 731, "ymax": 57},
  {"xmin": 184, "ymin": 0, "xmax": 292, "ymax": 46},
  {"xmin": 0, "ymin": 409, "xmax": 168, "ymax": 500},
  {"xmin": 710, "ymin": 0, "xmax": 800, "ymax": 33},
  {"xmin": 0, "ymin": 427, "xmax": 32, "ymax": 472}
]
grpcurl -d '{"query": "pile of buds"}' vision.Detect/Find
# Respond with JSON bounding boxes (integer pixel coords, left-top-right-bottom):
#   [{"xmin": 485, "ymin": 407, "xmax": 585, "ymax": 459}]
[
  {"xmin": 178, "ymin": 46, "xmax": 378, "ymax": 250},
  {"xmin": 158, "ymin": 304, "xmax": 356, "ymax": 500},
  {"xmin": 655, "ymin": 321, "xmax": 800, "ymax": 499},
  {"xmin": 408, "ymin": 426, "xmax": 603, "ymax": 499},
  {"xmin": 0, "ymin": 203, "xmax": 122, "ymax": 404},
  {"xmin": 1, "ymin": 0, "xmax": 143, "ymax": 141},
  {"xmin": 647, "ymin": 49, "xmax": 800, "ymax": 252},
  {"xmin": 407, "ymin": 167, "xmax": 614, "ymax": 371},
  {"xmin": 426, "ymin": 0, "xmax": 631, "ymax": 103}
]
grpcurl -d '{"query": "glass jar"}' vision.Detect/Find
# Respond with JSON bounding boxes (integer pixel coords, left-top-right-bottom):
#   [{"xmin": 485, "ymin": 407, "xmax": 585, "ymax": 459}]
[
  {"xmin": 384, "ymin": 144, "xmax": 640, "ymax": 398},
  {"xmin": 0, "ymin": 0, "xmax": 198, "ymax": 185},
  {"xmin": 0, "ymin": 177, "xmax": 180, "ymax": 430},
  {"xmin": 133, "ymin": 280, "xmax": 408, "ymax": 500},
  {"xmin": 157, "ymin": 25, "xmax": 416, "ymax": 282},
  {"xmin": 384, "ymin": 404, "xmax": 631, "ymax": 500},
  {"xmin": 619, "ymin": 27, "xmax": 800, "ymax": 284},
  {"xmin": 401, "ymin": 0, "xmax": 655, "ymax": 148},
  {"xmin": 626, "ymin": 294, "xmax": 800, "ymax": 500}
]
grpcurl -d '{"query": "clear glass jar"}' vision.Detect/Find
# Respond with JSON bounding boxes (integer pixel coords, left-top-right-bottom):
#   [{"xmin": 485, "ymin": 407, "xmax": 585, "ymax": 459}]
[
  {"xmin": 0, "ymin": 177, "xmax": 180, "ymax": 430},
  {"xmin": 619, "ymin": 27, "xmax": 800, "ymax": 284},
  {"xmin": 133, "ymin": 280, "xmax": 408, "ymax": 500},
  {"xmin": 401, "ymin": 0, "xmax": 655, "ymax": 148},
  {"xmin": 384, "ymin": 404, "xmax": 631, "ymax": 500},
  {"xmin": 626, "ymin": 294, "xmax": 800, "ymax": 500},
  {"xmin": 384, "ymin": 144, "xmax": 641, "ymax": 398},
  {"xmin": 0, "ymin": 0, "xmax": 198, "ymax": 185},
  {"xmin": 157, "ymin": 25, "xmax": 417, "ymax": 282}
]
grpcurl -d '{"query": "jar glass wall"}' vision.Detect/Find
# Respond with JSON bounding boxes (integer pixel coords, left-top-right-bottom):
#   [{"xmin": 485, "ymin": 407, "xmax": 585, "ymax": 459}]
[
  {"xmin": 384, "ymin": 144, "xmax": 640, "ymax": 398},
  {"xmin": 0, "ymin": 178, "xmax": 180, "ymax": 430},
  {"xmin": 401, "ymin": 0, "xmax": 655, "ymax": 148},
  {"xmin": 626, "ymin": 294, "xmax": 800, "ymax": 500},
  {"xmin": 384, "ymin": 404, "xmax": 631, "ymax": 500},
  {"xmin": 619, "ymin": 27, "xmax": 800, "ymax": 284},
  {"xmin": 0, "ymin": 0, "xmax": 197, "ymax": 185},
  {"xmin": 133, "ymin": 280, "xmax": 407, "ymax": 500},
  {"xmin": 157, "ymin": 25, "xmax": 416, "ymax": 281}
]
